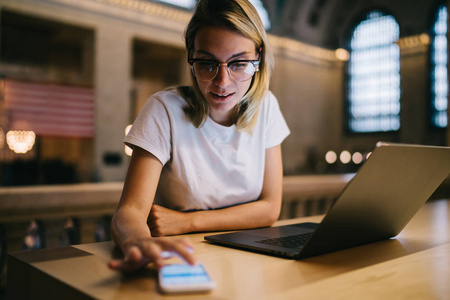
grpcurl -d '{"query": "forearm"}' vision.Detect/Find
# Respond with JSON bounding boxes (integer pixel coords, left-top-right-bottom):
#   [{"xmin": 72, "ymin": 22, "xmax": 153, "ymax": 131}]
[
  {"xmin": 189, "ymin": 197, "xmax": 281, "ymax": 232},
  {"xmin": 111, "ymin": 148, "xmax": 163, "ymax": 251}
]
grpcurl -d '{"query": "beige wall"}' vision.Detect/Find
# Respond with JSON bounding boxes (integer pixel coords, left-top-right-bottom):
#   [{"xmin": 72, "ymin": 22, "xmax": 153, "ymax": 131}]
[
  {"xmin": 0, "ymin": 0, "xmax": 447, "ymax": 183},
  {"xmin": 270, "ymin": 45, "xmax": 344, "ymax": 174}
]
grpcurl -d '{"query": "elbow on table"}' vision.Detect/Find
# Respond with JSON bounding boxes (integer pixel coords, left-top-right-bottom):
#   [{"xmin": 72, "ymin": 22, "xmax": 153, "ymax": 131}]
[
  {"xmin": 268, "ymin": 212, "xmax": 280, "ymax": 226},
  {"xmin": 262, "ymin": 206, "xmax": 281, "ymax": 227}
]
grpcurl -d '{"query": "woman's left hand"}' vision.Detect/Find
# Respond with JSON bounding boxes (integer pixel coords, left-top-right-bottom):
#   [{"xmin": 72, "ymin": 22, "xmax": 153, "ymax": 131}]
[{"xmin": 148, "ymin": 205, "xmax": 193, "ymax": 236}]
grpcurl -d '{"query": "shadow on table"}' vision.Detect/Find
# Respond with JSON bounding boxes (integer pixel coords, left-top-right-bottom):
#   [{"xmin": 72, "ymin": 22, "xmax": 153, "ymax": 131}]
[{"xmin": 292, "ymin": 236, "xmax": 445, "ymax": 283}]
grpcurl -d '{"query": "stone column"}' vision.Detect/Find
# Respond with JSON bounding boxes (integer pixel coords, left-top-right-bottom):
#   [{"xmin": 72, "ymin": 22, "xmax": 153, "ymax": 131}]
[
  {"xmin": 398, "ymin": 36, "xmax": 429, "ymax": 145},
  {"xmin": 94, "ymin": 26, "xmax": 131, "ymax": 182}
]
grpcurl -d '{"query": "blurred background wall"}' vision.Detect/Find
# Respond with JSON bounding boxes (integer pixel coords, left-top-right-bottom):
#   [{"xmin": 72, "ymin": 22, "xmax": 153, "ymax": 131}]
[{"xmin": 0, "ymin": 0, "xmax": 448, "ymax": 186}]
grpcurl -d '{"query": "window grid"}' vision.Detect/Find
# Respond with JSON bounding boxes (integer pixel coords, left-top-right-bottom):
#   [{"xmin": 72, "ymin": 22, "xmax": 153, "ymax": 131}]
[
  {"xmin": 348, "ymin": 11, "xmax": 401, "ymax": 133},
  {"xmin": 431, "ymin": 5, "xmax": 448, "ymax": 128}
]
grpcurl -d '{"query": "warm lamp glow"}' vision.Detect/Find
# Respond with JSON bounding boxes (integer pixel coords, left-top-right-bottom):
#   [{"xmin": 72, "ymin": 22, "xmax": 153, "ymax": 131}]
[
  {"xmin": 325, "ymin": 151, "xmax": 337, "ymax": 164},
  {"xmin": 6, "ymin": 130, "xmax": 36, "ymax": 153},
  {"xmin": 340, "ymin": 150, "xmax": 351, "ymax": 164},
  {"xmin": 335, "ymin": 48, "xmax": 350, "ymax": 61},
  {"xmin": 352, "ymin": 152, "xmax": 363, "ymax": 164}
]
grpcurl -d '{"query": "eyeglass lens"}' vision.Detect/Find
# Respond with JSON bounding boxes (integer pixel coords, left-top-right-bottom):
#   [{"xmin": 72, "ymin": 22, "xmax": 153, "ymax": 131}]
[{"xmin": 192, "ymin": 61, "xmax": 256, "ymax": 81}]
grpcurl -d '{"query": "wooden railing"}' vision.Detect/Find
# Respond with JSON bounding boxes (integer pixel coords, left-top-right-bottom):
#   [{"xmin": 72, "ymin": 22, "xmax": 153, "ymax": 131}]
[
  {"xmin": 279, "ymin": 174, "xmax": 354, "ymax": 219},
  {"xmin": 0, "ymin": 182, "xmax": 123, "ymax": 289}
]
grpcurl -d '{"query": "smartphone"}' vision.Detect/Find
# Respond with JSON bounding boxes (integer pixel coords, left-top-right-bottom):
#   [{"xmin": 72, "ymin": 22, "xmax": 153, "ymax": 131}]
[{"xmin": 158, "ymin": 263, "xmax": 215, "ymax": 293}]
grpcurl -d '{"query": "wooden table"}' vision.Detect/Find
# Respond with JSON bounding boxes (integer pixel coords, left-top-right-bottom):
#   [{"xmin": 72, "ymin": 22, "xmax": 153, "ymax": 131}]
[{"xmin": 7, "ymin": 199, "xmax": 450, "ymax": 299}]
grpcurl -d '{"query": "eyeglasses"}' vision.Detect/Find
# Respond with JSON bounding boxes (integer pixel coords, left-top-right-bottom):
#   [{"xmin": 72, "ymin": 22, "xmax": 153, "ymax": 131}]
[{"xmin": 188, "ymin": 59, "xmax": 260, "ymax": 82}]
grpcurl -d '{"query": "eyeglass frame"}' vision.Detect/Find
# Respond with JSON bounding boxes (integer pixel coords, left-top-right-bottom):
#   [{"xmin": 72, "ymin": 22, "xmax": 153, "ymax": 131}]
[{"xmin": 187, "ymin": 58, "xmax": 260, "ymax": 82}]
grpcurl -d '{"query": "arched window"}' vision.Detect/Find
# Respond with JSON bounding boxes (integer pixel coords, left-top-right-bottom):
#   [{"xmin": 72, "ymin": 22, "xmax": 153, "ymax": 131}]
[
  {"xmin": 155, "ymin": 0, "xmax": 195, "ymax": 9},
  {"xmin": 155, "ymin": 0, "xmax": 271, "ymax": 29},
  {"xmin": 431, "ymin": 5, "xmax": 448, "ymax": 129},
  {"xmin": 249, "ymin": 0, "xmax": 271, "ymax": 29},
  {"xmin": 347, "ymin": 11, "xmax": 401, "ymax": 133}
]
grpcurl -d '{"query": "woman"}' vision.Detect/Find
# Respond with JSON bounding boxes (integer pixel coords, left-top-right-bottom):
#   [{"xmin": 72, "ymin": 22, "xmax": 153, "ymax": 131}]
[{"xmin": 109, "ymin": 0, "xmax": 290, "ymax": 272}]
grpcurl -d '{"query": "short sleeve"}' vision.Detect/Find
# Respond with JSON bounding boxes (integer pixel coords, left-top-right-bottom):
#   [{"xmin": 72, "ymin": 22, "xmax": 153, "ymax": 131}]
[
  {"xmin": 263, "ymin": 92, "xmax": 290, "ymax": 149},
  {"xmin": 124, "ymin": 94, "xmax": 172, "ymax": 165}
]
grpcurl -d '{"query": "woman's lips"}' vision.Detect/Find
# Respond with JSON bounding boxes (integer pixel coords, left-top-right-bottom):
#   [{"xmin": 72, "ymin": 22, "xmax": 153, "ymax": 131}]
[{"xmin": 211, "ymin": 92, "xmax": 235, "ymax": 101}]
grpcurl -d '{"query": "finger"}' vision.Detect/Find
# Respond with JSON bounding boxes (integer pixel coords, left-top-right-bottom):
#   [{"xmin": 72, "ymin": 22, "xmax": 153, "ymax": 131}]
[
  {"xmin": 149, "ymin": 204, "xmax": 160, "ymax": 215},
  {"xmin": 140, "ymin": 239, "xmax": 165, "ymax": 266},
  {"xmin": 150, "ymin": 228, "xmax": 164, "ymax": 237},
  {"xmin": 107, "ymin": 259, "xmax": 122, "ymax": 270},
  {"xmin": 110, "ymin": 245, "xmax": 149, "ymax": 272},
  {"xmin": 172, "ymin": 242, "xmax": 196, "ymax": 265},
  {"xmin": 108, "ymin": 258, "xmax": 139, "ymax": 272},
  {"xmin": 147, "ymin": 216, "xmax": 156, "ymax": 228},
  {"xmin": 108, "ymin": 257, "xmax": 148, "ymax": 272},
  {"xmin": 179, "ymin": 237, "xmax": 195, "ymax": 249},
  {"xmin": 147, "ymin": 216, "xmax": 162, "ymax": 236},
  {"xmin": 157, "ymin": 238, "xmax": 196, "ymax": 265},
  {"xmin": 124, "ymin": 245, "xmax": 143, "ymax": 262}
]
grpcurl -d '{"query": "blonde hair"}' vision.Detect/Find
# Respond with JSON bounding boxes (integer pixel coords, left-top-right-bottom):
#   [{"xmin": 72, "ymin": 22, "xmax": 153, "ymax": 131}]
[{"xmin": 183, "ymin": 0, "xmax": 273, "ymax": 133}]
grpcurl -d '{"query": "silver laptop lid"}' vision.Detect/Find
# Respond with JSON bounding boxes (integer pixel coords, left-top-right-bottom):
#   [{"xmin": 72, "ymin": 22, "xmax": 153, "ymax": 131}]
[{"xmin": 297, "ymin": 142, "xmax": 450, "ymax": 258}]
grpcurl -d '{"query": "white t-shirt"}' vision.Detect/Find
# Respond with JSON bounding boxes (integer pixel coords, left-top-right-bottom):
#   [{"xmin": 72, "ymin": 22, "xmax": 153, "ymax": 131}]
[{"xmin": 124, "ymin": 88, "xmax": 290, "ymax": 211}]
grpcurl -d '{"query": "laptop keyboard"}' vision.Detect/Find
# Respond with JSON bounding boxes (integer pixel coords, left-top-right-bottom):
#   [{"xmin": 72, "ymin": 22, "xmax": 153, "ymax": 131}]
[{"xmin": 255, "ymin": 232, "xmax": 312, "ymax": 249}]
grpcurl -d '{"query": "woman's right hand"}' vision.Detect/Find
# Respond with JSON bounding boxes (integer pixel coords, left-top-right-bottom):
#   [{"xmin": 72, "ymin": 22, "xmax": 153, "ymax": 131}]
[{"xmin": 108, "ymin": 237, "xmax": 196, "ymax": 272}]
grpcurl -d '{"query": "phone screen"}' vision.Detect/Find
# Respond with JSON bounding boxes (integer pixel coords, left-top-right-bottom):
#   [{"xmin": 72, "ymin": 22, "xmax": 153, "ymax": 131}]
[{"xmin": 159, "ymin": 263, "xmax": 215, "ymax": 293}]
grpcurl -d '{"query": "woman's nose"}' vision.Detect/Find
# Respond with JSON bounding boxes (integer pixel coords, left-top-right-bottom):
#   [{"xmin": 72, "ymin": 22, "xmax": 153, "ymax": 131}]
[{"xmin": 214, "ymin": 64, "xmax": 233, "ymax": 86}]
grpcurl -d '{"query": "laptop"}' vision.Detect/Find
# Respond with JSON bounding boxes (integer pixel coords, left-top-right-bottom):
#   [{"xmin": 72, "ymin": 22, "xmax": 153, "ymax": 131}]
[{"xmin": 205, "ymin": 142, "xmax": 450, "ymax": 259}]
